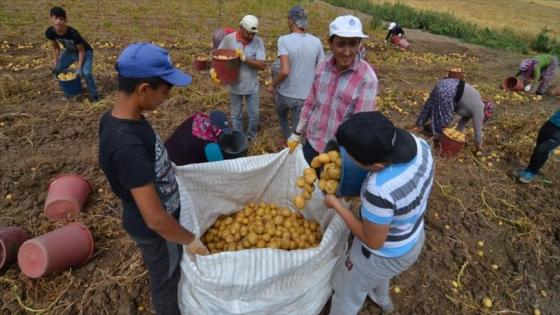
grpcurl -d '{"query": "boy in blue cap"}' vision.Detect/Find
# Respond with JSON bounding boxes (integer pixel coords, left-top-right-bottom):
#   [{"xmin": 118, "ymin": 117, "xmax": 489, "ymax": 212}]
[{"xmin": 98, "ymin": 42, "xmax": 208, "ymax": 315}]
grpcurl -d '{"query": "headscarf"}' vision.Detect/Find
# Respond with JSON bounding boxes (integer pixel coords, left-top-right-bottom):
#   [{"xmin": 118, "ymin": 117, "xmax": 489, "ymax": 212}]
[
  {"xmin": 483, "ymin": 99, "xmax": 494, "ymax": 122},
  {"xmin": 192, "ymin": 113, "xmax": 222, "ymax": 142},
  {"xmin": 519, "ymin": 59, "xmax": 537, "ymax": 74}
]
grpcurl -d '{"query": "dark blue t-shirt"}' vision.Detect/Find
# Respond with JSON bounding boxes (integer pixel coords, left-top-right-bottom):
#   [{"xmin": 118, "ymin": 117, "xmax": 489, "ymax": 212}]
[
  {"xmin": 45, "ymin": 26, "xmax": 93, "ymax": 51},
  {"xmin": 98, "ymin": 111, "xmax": 180, "ymax": 238}
]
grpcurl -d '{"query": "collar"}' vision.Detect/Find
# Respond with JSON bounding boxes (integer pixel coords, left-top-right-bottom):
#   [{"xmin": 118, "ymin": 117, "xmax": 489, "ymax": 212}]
[{"xmin": 235, "ymin": 31, "xmax": 252, "ymax": 47}]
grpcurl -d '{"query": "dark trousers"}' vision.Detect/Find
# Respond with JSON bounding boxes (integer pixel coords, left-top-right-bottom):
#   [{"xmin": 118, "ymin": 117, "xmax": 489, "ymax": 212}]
[
  {"xmin": 526, "ymin": 121, "xmax": 560, "ymax": 173},
  {"xmin": 131, "ymin": 234, "xmax": 182, "ymax": 315},
  {"xmin": 303, "ymin": 141, "xmax": 319, "ymax": 165}
]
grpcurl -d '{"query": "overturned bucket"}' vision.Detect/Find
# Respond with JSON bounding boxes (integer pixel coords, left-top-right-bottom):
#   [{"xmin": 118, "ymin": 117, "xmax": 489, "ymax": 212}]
[
  {"xmin": 502, "ymin": 76, "xmax": 524, "ymax": 92},
  {"xmin": 18, "ymin": 222, "xmax": 94, "ymax": 278},
  {"xmin": 0, "ymin": 226, "xmax": 30, "ymax": 269},
  {"xmin": 324, "ymin": 140, "xmax": 368, "ymax": 197},
  {"xmin": 44, "ymin": 174, "xmax": 92, "ymax": 220},
  {"xmin": 218, "ymin": 131, "xmax": 248, "ymax": 160}
]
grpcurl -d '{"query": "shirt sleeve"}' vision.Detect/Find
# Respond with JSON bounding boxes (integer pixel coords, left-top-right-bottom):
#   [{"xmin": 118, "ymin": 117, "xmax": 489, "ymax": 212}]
[
  {"xmin": 317, "ymin": 40, "xmax": 325, "ymax": 63},
  {"xmin": 533, "ymin": 66, "xmax": 541, "ymax": 82},
  {"xmin": 361, "ymin": 186, "xmax": 394, "ymax": 225},
  {"xmin": 353, "ymin": 77, "xmax": 378, "ymax": 113},
  {"xmin": 277, "ymin": 37, "xmax": 287, "ymax": 56},
  {"xmin": 112, "ymin": 145, "xmax": 156, "ymax": 190},
  {"xmin": 45, "ymin": 28, "xmax": 54, "ymax": 40},
  {"xmin": 256, "ymin": 38, "xmax": 266, "ymax": 61},
  {"xmin": 70, "ymin": 29, "xmax": 86, "ymax": 46}
]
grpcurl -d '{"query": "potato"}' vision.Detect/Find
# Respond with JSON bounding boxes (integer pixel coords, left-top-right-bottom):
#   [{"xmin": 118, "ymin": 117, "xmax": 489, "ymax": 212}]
[
  {"xmin": 274, "ymin": 229, "xmax": 283, "ymax": 237},
  {"xmin": 224, "ymin": 217, "xmax": 234, "ymax": 225},
  {"xmin": 297, "ymin": 239, "xmax": 307, "ymax": 249},
  {"xmin": 281, "ymin": 208, "xmax": 291, "ymax": 217},
  {"xmin": 241, "ymin": 238, "xmax": 251, "ymax": 248},
  {"xmin": 262, "ymin": 233, "xmax": 272, "ymax": 242},
  {"xmin": 256, "ymin": 207, "xmax": 265, "ymax": 216},
  {"xmin": 216, "ymin": 241, "xmax": 225, "ymax": 250},
  {"xmin": 304, "ymin": 173, "xmax": 317, "ymax": 184},
  {"xmin": 296, "ymin": 176, "xmax": 306, "ymax": 188},
  {"xmin": 226, "ymin": 242, "xmax": 237, "ymax": 251},
  {"xmin": 293, "ymin": 195, "xmax": 306, "ymax": 209},
  {"xmin": 304, "ymin": 183, "xmax": 314, "ymax": 193},
  {"xmin": 325, "ymin": 180, "xmax": 338, "ymax": 195},
  {"xmin": 326, "ymin": 165, "xmax": 341, "ymax": 180},
  {"xmin": 318, "ymin": 178, "xmax": 327, "ymax": 190},
  {"xmin": 247, "ymin": 232, "xmax": 258, "ymax": 245},
  {"xmin": 317, "ymin": 153, "xmax": 331, "ymax": 164},
  {"xmin": 254, "ymin": 224, "xmax": 265, "ymax": 235},
  {"xmin": 327, "ymin": 150, "xmax": 340, "ymax": 161},
  {"xmin": 273, "ymin": 215, "xmax": 284, "ymax": 225},
  {"xmin": 284, "ymin": 219, "xmax": 294, "ymax": 229},
  {"xmin": 310, "ymin": 156, "xmax": 322, "ymax": 168},
  {"xmin": 268, "ymin": 240, "xmax": 280, "ymax": 249},
  {"xmin": 256, "ymin": 240, "xmax": 266, "ymax": 248},
  {"xmin": 302, "ymin": 189, "xmax": 312, "ymax": 200},
  {"xmin": 308, "ymin": 234, "xmax": 317, "ymax": 244}
]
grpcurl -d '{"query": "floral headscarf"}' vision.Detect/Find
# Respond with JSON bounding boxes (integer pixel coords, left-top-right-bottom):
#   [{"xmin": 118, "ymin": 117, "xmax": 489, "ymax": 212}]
[{"xmin": 192, "ymin": 113, "xmax": 222, "ymax": 142}]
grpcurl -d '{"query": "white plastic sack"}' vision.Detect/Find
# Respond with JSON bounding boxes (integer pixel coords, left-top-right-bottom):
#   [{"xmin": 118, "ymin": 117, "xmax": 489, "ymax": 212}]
[{"xmin": 176, "ymin": 147, "xmax": 350, "ymax": 315}]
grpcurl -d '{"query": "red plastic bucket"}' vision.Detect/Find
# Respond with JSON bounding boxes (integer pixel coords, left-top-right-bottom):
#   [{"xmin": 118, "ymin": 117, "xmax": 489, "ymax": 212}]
[
  {"xmin": 391, "ymin": 36, "xmax": 410, "ymax": 49},
  {"xmin": 0, "ymin": 226, "xmax": 30, "ymax": 269},
  {"xmin": 44, "ymin": 174, "xmax": 92, "ymax": 220},
  {"xmin": 211, "ymin": 49, "xmax": 240, "ymax": 85},
  {"xmin": 502, "ymin": 77, "xmax": 524, "ymax": 91},
  {"xmin": 193, "ymin": 54, "xmax": 209, "ymax": 71},
  {"xmin": 440, "ymin": 133, "xmax": 465, "ymax": 158},
  {"xmin": 17, "ymin": 222, "xmax": 94, "ymax": 278}
]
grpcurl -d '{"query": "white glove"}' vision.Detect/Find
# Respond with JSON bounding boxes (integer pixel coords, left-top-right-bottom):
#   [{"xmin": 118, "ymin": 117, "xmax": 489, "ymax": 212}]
[
  {"xmin": 184, "ymin": 237, "xmax": 209, "ymax": 256},
  {"xmin": 524, "ymin": 84, "xmax": 531, "ymax": 92},
  {"xmin": 236, "ymin": 49, "xmax": 246, "ymax": 62},
  {"xmin": 287, "ymin": 132, "xmax": 304, "ymax": 153}
]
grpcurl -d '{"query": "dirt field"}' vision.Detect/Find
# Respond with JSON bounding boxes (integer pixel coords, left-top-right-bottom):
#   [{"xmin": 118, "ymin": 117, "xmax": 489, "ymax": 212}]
[{"xmin": 1, "ymin": 1, "xmax": 559, "ymax": 314}]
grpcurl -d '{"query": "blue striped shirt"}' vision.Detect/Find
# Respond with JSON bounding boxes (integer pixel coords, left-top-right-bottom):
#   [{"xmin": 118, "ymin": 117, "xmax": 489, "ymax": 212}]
[{"xmin": 360, "ymin": 135, "xmax": 434, "ymax": 257}]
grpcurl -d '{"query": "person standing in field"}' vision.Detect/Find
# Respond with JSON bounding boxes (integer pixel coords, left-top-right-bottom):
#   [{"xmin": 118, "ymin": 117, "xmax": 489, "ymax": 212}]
[
  {"xmin": 45, "ymin": 6, "xmax": 99, "ymax": 101},
  {"xmin": 516, "ymin": 108, "xmax": 560, "ymax": 183},
  {"xmin": 516, "ymin": 54, "xmax": 558, "ymax": 95},
  {"xmin": 326, "ymin": 112, "xmax": 433, "ymax": 315},
  {"xmin": 288, "ymin": 15, "xmax": 378, "ymax": 163},
  {"xmin": 212, "ymin": 27, "xmax": 236, "ymax": 49},
  {"xmin": 268, "ymin": 5, "xmax": 324, "ymax": 140},
  {"xmin": 98, "ymin": 43, "xmax": 208, "ymax": 315},
  {"xmin": 218, "ymin": 15, "xmax": 266, "ymax": 140}
]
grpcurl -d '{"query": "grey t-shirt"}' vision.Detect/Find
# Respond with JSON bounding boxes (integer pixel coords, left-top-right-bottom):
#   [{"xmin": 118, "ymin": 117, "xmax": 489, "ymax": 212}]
[
  {"xmin": 456, "ymin": 83, "xmax": 484, "ymax": 146},
  {"xmin": 277, "ymin": 32, "xmax": 324, "ymax": 100},
  {"xmin": 218, "ymin": 32, "xmax": 266, "ymax": 95}
]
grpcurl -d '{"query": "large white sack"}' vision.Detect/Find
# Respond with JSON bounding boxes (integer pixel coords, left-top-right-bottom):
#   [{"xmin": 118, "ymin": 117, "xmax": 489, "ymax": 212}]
[{"xmin": 176, "ymin": 147, "xmax": 349, "ymax": 315}]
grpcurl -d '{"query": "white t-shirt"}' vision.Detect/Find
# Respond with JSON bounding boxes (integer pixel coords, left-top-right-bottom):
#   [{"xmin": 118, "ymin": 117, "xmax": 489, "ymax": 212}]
[
  {"xmin": 218, "ymin": 32, "xmax": 266, "ymax": 95},
  {"xmin": 277, "ymin": 32, "xmax": 324, "ymax": 100}
]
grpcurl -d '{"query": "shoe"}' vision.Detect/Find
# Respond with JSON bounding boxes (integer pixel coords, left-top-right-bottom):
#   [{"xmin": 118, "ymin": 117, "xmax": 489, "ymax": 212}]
[
  {"xmin": 516, "ymin": 169, "xmax": 536, "ymax": 183},
  {"xmin": 91, "ymin": 95, "xmax": 101, "ymax": 102}
]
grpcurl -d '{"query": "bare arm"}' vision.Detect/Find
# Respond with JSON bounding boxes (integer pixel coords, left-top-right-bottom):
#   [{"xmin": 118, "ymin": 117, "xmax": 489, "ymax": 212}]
[
  {"xmin": 77, "ymin": 44, "xmax": 85, "ymax": 70},
  {"xmin": 51, "ymin": 40, "xmax": 61, "ymax": 67},
  {"xmin": 325, "ymin": 195, "xmax": 389, "ymax": 249},
  {"xmin": 271, "ymin": 54, "xmax": 290, "ymax": 89},
  {"xmin": 131, "ymin": 183, "xmax": 196, "ymax": 245},
  {"xmin": 244, "ymin": 58, "xmax": 266, "ymax": 71}
]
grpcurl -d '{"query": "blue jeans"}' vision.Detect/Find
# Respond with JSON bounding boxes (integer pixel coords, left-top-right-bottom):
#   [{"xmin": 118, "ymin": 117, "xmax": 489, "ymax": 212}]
[
  {"xmin": 274, "ymin": 92, "xmax": 304, "ymax": 139},
  {"xmin": 55, "ymin": 49, "xmax": 99, "ymax": 100},
  {"xmin": 230, "ymin": 93, "xmax": 259, "ymax": 138}
]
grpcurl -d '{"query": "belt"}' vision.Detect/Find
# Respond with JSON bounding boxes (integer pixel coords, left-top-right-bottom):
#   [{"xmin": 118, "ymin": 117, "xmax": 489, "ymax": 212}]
[{"xmin": 361, "ymin": 245, "xmax": 371, "ymax": 259}]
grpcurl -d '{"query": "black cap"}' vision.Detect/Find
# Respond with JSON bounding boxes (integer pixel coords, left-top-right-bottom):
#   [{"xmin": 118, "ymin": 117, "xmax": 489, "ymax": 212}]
[{"xmin": 336, "ymin": 112, "xmax": 417, "ymax": 165}]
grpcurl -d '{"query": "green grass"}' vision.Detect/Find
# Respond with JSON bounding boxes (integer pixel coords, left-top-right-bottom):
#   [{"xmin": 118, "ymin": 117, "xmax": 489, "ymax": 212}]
[{"xmin": 324, "ymin": 0, "xmax": 537, "ymax": 53}]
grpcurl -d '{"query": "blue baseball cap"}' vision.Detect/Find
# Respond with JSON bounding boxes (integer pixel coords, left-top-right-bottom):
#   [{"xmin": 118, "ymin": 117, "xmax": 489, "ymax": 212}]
[{"xmin": 116, "ymin": 42, "xmax": 192, "ymax": 86}]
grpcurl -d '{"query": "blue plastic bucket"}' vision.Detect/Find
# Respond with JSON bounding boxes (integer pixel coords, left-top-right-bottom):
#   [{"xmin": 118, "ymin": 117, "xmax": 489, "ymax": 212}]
[
  {"xmin": 55, "ymin": 72, "xmax": 82, "ymax": 97},
  {"xmin": 323, "ymin": 140, "xmax": 369, "ymax": 197}
]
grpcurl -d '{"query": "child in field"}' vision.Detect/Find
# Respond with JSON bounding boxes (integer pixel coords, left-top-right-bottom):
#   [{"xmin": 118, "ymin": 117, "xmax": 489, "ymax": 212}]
[
  {"xmin": 98, "ymin": 42, "xmax": 208, "ymax": 315},
  {"xmin": 46, "ymin": 6, "xmax": 99, "ymax": 101}
]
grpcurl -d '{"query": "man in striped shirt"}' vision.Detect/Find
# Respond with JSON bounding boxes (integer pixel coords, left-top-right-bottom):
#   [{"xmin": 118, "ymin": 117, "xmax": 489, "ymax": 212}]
[
  {"xmin": 287, "ymin": 15, "xmax": 378, "ymax": 163},
  {"xmin": 325, "ymin": 112, "xmax": 434, "ymax": 315}
]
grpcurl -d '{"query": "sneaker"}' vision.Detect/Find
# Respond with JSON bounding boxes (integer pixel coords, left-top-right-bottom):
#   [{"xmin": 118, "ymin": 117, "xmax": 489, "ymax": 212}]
[{"xmin": 516, "ymin": 169, "xmax": 536, "ymax": 183}]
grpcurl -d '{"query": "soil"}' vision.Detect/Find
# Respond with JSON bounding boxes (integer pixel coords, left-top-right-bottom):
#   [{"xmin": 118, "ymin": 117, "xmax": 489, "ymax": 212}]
[{"xmin": 1, "ymin": 3, "xmax": 559, "ymax": 315}]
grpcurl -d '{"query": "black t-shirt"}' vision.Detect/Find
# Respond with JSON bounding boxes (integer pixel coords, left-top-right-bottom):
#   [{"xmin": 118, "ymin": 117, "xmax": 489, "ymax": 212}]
[
  {"xmin": 45, "ymin": 26, "xmax": 93, "ymax": 51},
  {"xmin": 164, "ymin": 117, "xmax": 211, "ymax": 166},
  {"xmin": 98, "ymin": 111, "xmax": 181, "ymax": 238},
  {"xmin": 386, "ymin": 25, "xmax": 405, "ymax": 41}
]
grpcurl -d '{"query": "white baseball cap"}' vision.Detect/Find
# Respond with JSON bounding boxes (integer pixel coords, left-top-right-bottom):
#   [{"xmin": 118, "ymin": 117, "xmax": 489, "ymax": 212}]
[
  {"xmin": 240, "ymin": 15, "xmax": 259, "ymax": 33},
  {"xmin": 388, "ymin": 22, "xmax": 396, "ymax": 30},
  {"xmin": 329, "ymin": 15, "xmax": 368, "ymax": 38}
]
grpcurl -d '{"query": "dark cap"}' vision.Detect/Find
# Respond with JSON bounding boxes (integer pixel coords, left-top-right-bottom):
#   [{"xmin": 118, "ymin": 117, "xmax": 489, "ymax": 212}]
[
  {"xmin": 288, "ymin": 6, "xmax": 308, "ymax": 29},
  {"xmin": 336, "ymin": 112, "xmax": 417, "ymax": 165},
  {"xmin": 209, "ymin": 110, "xmax": 232, "ymax": 134}
]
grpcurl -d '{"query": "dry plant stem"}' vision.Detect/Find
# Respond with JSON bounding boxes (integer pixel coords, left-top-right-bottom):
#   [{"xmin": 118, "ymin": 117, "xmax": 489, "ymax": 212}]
[{"xmin": 0, "ymin": 275, "xmax": 74, "ymax": 313}]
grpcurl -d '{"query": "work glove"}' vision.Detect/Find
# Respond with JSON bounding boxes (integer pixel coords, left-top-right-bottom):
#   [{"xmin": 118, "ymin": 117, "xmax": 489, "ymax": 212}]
[
  {"xmin": 235, "ymin": 49, "xmax": 246, "ymax": 62},
  {"xmin": 184, "ymin": 237, "xmax": 209, "ymax": 256},
  {"xmin": 287, "ymin": 132, "xmax": 304, "ymax": 153},
  {"xmin": 210, "ymin": 68, "xmax": 221, "ymax": 85},
  {"xmin": 524, "ymin": 84, "xmax": 531, "ymax": 92}
]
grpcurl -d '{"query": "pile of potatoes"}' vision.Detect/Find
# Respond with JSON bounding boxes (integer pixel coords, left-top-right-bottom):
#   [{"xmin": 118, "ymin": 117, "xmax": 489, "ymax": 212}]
[
  {"xmin": 443, "ymin": 128, "xmax": 466, "ymax": 142},
  {"xmin": 201, "ymin": 202, "xmax": 322, "ymax": 254},
  {"xmin": 293, "ymin": 150, "xmax": 342, "ymax": 210},
  {"xmin": 57, "ymin": 72, "xmax": 77, "ymax": 81}
]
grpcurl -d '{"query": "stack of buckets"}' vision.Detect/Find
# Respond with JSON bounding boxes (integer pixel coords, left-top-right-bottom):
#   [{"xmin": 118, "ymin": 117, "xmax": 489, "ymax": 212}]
[{"xmin": 0, "ymin": 174, "xmax": 94, "ymax": 278}]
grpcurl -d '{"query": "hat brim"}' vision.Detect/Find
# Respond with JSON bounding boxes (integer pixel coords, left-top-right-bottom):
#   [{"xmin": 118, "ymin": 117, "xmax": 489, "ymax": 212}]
[
  {"xmin": 161, "ymin": 68, "xmax": 192, "ymax": 87},
  {"xmin": 387, "ymin": 129, "xmax": 417, "ymax": 164},
  {"xmin": 330, "ymin": 31, "xmax": 368, "ymax": 38}
]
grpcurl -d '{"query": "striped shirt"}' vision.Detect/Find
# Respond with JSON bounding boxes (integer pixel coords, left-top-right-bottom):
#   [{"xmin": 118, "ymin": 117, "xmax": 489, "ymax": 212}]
[
  {"xmin": 298, "ymin": 55, "xmax": 378, "ymax": 153},
  {"xmin": 360, "ymin": 135, "xmax": 434, "ymax": 258}
]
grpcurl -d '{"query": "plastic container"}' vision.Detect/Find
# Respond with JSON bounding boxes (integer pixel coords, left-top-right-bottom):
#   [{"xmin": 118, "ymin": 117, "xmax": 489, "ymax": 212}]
[
  {"xmin": 391, "ymin": 36, "xmax": 410, "ymax": 49},
  {"xmin": 440, "ymin": 133, "xmax": 465, "ymax": 158},
  {"xmin": 44, "ymin": 174, "xmax": 92, "ymax": 220},
  {"xmin": 502, "ymin": 76, "xmax": 524, "ymax": 92},
  {"xmin": 324, "ymin": 141, "xmax": 368, "ymax": 197},
  {"xmin": 193, "ymin": 54, "xmax": 209, "ymax": 71},
  {"xmin": 55, "ymin": 71, "xmax": 83, "ymax": 97},
  {"xmin": 218, "ymin": 131, "xmax": 248, "ymax": 159},
  {"xmin": 448, "ymin": 69, "xmax": 464, "ymax": 80},
  {"xmin": 17, "ymin": 222, "xmax": 94, "ymax": 278},
  {"xmin": 0, "ymin": 227, "xmax": 30, "ymax": 269},
  {"xmin": 210, "ymin": 49, "xmax": 241, "ymax": 85}
]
